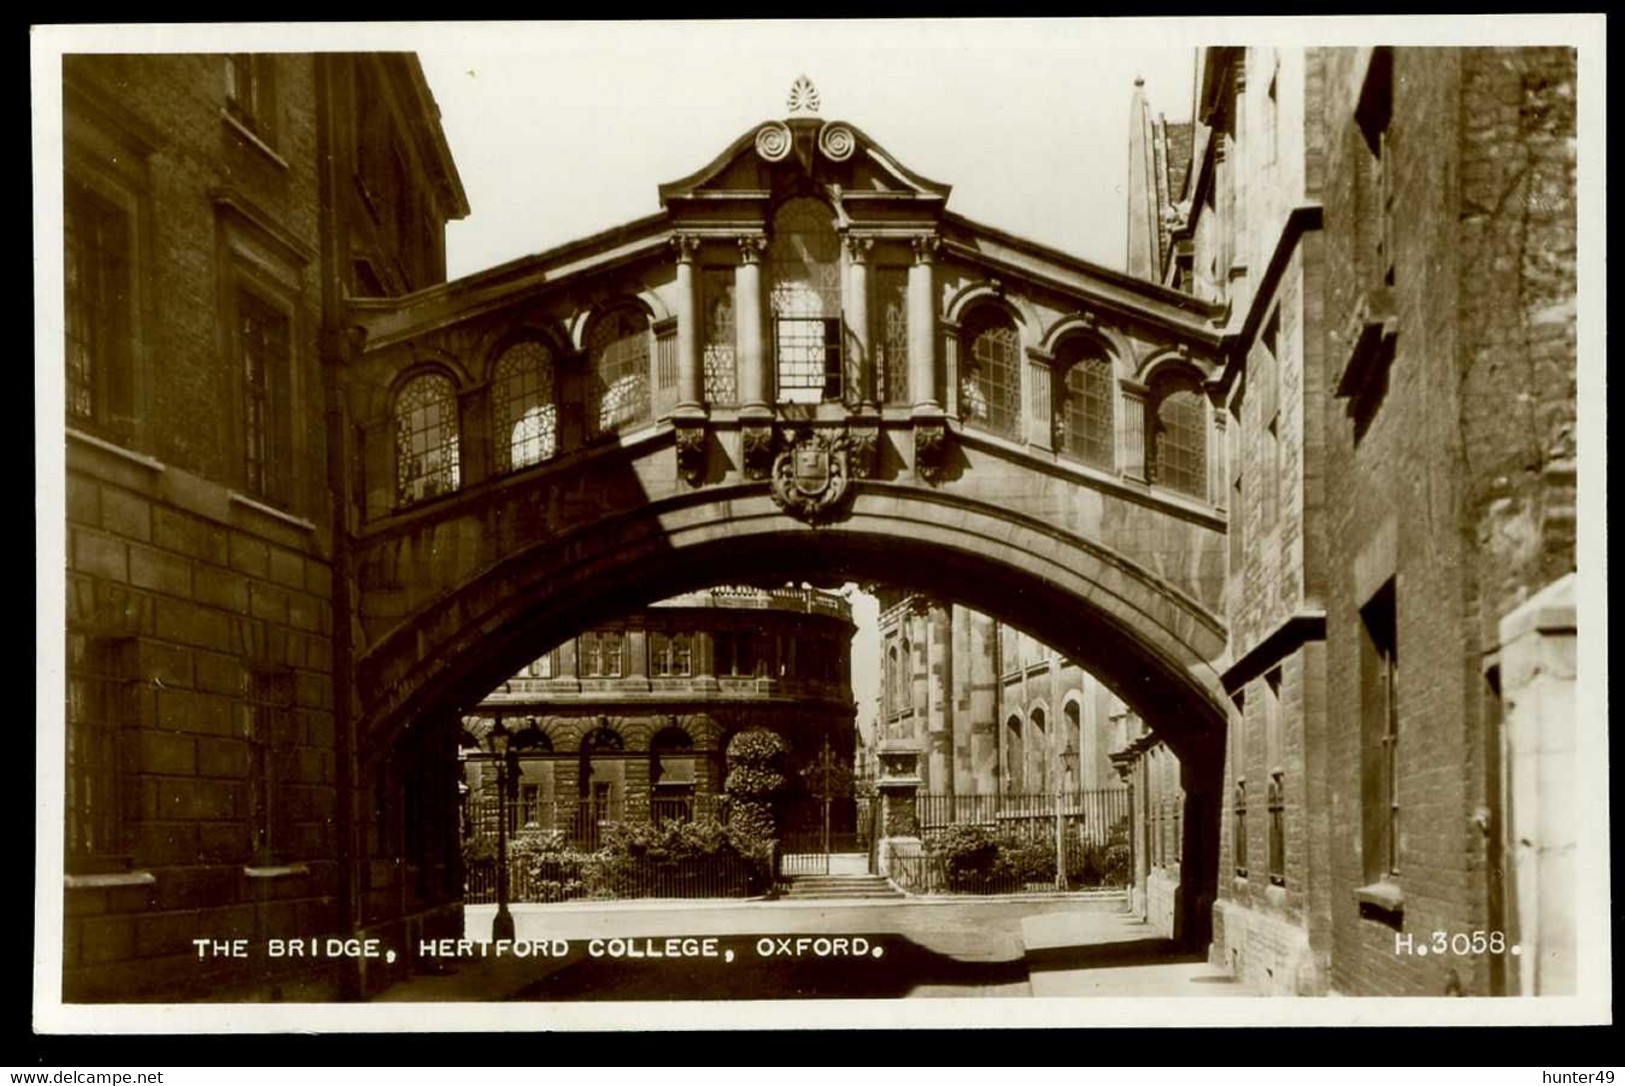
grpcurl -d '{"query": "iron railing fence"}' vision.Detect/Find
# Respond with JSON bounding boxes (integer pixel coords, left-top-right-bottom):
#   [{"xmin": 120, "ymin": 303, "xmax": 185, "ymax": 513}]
[
  {"xmin": 915, "ymin": 789, "xmax": 1132, "ymax": 847},
  {"xmin": 886, "ymin": 838, "xmax": 1131, "ymax": 896},
  {"xmin": 464, "ymin": 794, "xmax": 728, "ymax": 851},
  {"xmin": 466, "ymin": 851, "xmax": 765, "ymax": 905}
]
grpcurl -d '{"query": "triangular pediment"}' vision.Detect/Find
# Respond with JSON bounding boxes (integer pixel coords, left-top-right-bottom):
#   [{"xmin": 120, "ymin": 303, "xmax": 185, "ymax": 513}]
[{"xmin": 657, "ymin": 117, "xmax": 951, "ymax": 209}]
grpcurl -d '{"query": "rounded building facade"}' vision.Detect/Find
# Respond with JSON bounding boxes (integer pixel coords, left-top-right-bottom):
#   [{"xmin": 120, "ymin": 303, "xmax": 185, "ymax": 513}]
[{"xmin": 460, "ymin": 585, "xmax": 856, "ymax": 842}]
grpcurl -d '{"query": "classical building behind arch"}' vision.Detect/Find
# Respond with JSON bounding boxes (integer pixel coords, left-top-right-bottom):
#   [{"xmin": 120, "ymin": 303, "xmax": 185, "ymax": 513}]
[{"xmin": 458, "ymin": 584, "xmax": 857, "ymax": 845}]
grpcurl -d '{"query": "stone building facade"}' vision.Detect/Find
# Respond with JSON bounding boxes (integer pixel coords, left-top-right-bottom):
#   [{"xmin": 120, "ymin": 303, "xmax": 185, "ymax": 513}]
[
  {"xmin": 871, "ymin": 590, "xmax": 1188, "ymax": 933},
  {"xmin": 459, "ymin": 585, "xmax": 857, "ymax": 837},
  {"xmin": 872, "ymin": 591, "xmax": 1130, "ymax": 798},
  {"xmin": 1127, "ymin": 46, "xmax": 1578, "ymax": 995},
  {"xmin": 59, "ymin": 53, "xmax": 466, "ymax": 1001}
]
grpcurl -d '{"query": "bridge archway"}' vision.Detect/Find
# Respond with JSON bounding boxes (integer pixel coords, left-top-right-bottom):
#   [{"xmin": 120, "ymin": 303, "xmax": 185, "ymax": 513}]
[{"xmin": 356, "ymin": 484, "xmax": 1228, "ymax": 940}]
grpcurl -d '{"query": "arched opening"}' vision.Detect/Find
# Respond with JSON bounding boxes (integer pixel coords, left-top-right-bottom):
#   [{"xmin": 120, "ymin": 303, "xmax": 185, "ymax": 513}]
[
  {"xmin": 1149, "ymin": 368, "xmax": 1209, "ymax": 499},
  {"xmin": 393, "ymin": 371, "xmax": 460, "ymax": 507},
  {"xmin": 577, "ymin": 723, "xmax": 625, "ymax": 846},
  {"xmin": 650, "ymin": 725, "xmax": 696, "ymax": 823},
  {"xmin": 1054, "ymin": 338, "xmax": 1114, "ymax": 469},
  {"xmin": 357, "ymin": 496, "xmax": 1229, "ymax": 948},
  {"xmin": 1028, "ymin": 706, "xmax": 1048, "ymax": 794},
  {"xmin": 768, "ymin": 197, "xmax": 843, "ymax": 404},
  {"xmin": 960, "ymin": 306, "xmax": 1022, "ymax": 438},
  {"xmin": 586, "ymin": 308, "xmax": 651, "ymax": 439},
  {"xmin": 1004, "ymin": 714, "xmax": 1025, "ymax": 794},
  {"xmin": 490, "ymin": 340, "xmax": 558, "ymax": 472},
  {"xmin": 1063, "ymin": 699, "xmax": 1083, "ymax": 794}
]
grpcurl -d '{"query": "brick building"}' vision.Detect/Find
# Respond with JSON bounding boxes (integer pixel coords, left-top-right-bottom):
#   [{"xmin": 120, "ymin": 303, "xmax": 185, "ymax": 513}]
[
  {"xmin": 1126, "ymin": 46, "xmax": 1578, "ymax": 995},
  {"xmin": 460, "ymin": 584, "xmax": 857, "ymax": 842},
  {"xmin": 60, "ymin": 53, "xmax": 466, "ymax": 1001}
]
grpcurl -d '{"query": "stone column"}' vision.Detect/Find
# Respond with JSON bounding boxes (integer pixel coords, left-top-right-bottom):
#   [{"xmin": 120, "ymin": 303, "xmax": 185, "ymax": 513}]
[
  {"xmin": 736, "ymin": 236, "xmax": 769, "ymax": 412},
  {"xmin": 967, "ymin": 608, "xmax": 999, "ymax": 795},
  {"xmin": 1026, "ymin": 348, "xmax": 1055, "ymax": 451},
  {"xmin": 908, "ymin": 237, "xmax": 941, "ymax": 414},
  {"xmin": 927, "ymin": 603, "xmax": 954, "ymax": 800},
  {"xmin": 1121, "ymin": 380, "xmax": 1148, "ymax": 482},
  {"xmin": 673, "ymin": 235, "xmax": 703, "ymax": 414},
  {"xmin": 908, "ymin": 608, "xmax": 931, "ymax": 788},
  {"xmin": 845, "ymin": 235, "xmax": 874, "ymax": 407}
]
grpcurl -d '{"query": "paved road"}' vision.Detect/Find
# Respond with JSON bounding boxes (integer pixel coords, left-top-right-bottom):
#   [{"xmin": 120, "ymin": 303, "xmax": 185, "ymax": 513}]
[{"xmin": 378, "ymin": 895, "xmax": 1245, "ymax": 1002}]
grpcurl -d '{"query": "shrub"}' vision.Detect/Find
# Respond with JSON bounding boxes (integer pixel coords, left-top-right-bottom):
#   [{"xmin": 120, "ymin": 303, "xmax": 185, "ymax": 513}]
[
  {"xmin": 925, "ymin": 824, "xmax": 1002, "ymax": 891},
  {"xmin": 724, "ymin": 728, "xmax": 791, "ymax": 848},
  {"xmin": 586, "ymin": 817, "xmax": 768, "ymax": 899}
]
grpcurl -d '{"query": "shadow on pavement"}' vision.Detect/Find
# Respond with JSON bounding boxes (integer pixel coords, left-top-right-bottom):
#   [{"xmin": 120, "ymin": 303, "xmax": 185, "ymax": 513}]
[
  {"xmin": 1023, "ymin": 937, "xmax": 1208, "ymax": 974},
  {"xmin": 508, "ymin": 933, "xmax": 1029, "ymax": 1001}
]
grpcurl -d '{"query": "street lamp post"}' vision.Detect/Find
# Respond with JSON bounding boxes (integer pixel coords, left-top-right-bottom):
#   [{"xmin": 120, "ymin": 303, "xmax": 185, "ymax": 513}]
[{"xmin": 490, "ymin": 715, "xmax": 516, "ymax": 943}]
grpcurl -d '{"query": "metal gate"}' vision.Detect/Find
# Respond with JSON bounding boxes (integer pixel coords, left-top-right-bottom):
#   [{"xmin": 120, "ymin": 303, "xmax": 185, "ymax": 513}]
[{"xmin": 777, "ymin": 795, "xmax": 862, "ymax": 877}]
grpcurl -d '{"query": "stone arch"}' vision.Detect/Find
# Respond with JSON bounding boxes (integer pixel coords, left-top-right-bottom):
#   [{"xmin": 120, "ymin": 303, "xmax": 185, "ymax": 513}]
[
  {"xmin": 1038, "ymin": 317, "xmax": 1130, "ymax": 372},
  {"xmin": 386, "ymin": 355, "xmax": 471, "ymax": 401},
  {"xmin": 1135, "ymin": 348, "xmax": 1214, "ymax": 389},
  {"xmin": 356, "ymin": 487, "xmax": 1228, "ymax": 777},
  {"xmin": 474, "ymin": 320, "xmax": 572, "ymax": 386},
  {"xmin": 945, "ymin": 281, "xmax": 1038, "ymax": 333},
  {"xmin": 568, "ymin": 292, "xmax": 663, "ymax": 354}
]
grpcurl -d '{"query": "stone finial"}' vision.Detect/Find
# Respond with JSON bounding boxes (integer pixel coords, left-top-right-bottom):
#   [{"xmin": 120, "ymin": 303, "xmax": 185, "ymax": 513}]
[{"xmin": 787, "ymin": 74, "xmax": 820, "ymax": 116}]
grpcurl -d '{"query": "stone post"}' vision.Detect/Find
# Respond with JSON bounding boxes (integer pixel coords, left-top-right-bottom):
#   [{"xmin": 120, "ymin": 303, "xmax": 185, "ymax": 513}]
[{"xmin": 875, "ymin": 739, "xmax": 923, "ymax": 877}]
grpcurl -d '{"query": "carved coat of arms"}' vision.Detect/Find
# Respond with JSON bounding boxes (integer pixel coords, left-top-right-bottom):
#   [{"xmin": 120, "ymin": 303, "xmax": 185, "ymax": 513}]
[{"xmin": 769, "ymin": 430, "xmax": 851, "ymax": 524}]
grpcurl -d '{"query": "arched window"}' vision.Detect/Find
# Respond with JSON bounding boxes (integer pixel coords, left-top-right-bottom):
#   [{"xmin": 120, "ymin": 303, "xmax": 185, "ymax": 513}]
[
  {"xmin": 588, "ymin": 308, "xmax": 650, "ymax": 438},
  {"xmin": 491, "ymin": 340, "xmax": 557, "ymax": 472},
  {"xmin": 960, "ymin": 307, "xmax": 1021, "ymax": 438},
  {"xmin": 394, "ymin": 372, "xmax": 460, "ymax": 506},
  {"xmin": 1150, "ymin": 370, "xmax": 1208, "ymax": 498},
  {"xmin": 1004, "ymin": 715, "xmax": 1025, "ymax": 794},
  {"xmin": 651, "ymin": 727, "xmax": 696, "ymax": 821},
  {"xmin": 1029, "ymin": 707, "xmax": 1048, "ymax": 793},
  {"xmin": 1063, "ymin": 699, "xmax": 1082, "ymax": 792},
  {"xmin": 1055, "ymin": 339, "xmax": 1114, "ymax": 468},
  {"xmin": 768, "ymin": 198, "xmax": 842, "ymax": 403}
]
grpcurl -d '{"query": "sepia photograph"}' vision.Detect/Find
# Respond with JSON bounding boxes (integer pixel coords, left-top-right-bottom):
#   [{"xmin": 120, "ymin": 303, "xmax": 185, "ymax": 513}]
[{"xmin": 31, "ymin": 17, "xmax": 1607, "ymax": 1033}]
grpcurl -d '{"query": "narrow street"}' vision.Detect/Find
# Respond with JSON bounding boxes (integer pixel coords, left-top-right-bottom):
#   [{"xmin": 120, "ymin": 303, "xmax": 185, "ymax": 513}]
[{"xmin": 377, "ymin": 896, "xmax": 1247, "ymax": 1002}]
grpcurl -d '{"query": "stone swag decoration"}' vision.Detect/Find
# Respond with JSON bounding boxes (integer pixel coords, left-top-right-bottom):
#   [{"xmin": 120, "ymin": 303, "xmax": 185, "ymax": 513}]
[
  {"xmin": 769, "ymin": 428, "xmax": 854, "ymax": 526},
  {"xmin": 913, "ymin": 418, "xmax": 949, "ymax": 484},
  {"xmin": 673, "ymin": 423, "xmax": 706, "ymax": 487}
]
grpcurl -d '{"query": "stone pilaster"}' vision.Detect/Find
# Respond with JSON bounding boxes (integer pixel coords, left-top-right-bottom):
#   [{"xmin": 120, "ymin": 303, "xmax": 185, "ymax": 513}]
[
  {"xmin": 967, "ymin": 608, "xmax": 999, "ymax": 795},
  {"xmin": 1121, "ymin": 379, "xmax": 1148, "ymax": 482},
  {"xmin": 875, "ymin": 740, "xmax": 922, "ymax": 876},
  {"xmin": 927, "ymin": 602, "xmax": 954, "ymax": 799},
  {"xmin": 1026, "ymin": 347, "xmax": 1055, "ymax": 451}
]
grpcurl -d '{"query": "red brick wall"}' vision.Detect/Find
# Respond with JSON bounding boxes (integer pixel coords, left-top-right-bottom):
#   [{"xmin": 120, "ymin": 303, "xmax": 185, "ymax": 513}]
[{"xmin": 1319, "ymin": 46, "xmax": 1576, "ymax": 997}]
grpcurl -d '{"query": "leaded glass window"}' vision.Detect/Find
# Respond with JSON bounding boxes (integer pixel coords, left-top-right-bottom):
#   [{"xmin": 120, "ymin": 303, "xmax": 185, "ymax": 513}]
[
  {"xmin": 579, "ymin": 631, "xmax": 625, "ymax": 678},
  {"xmin": 246, "ymin": 668, "xmax": 294, "ymax": 863},
  {"xmin": 769, "ymin": 198, "xmax": 842, "ymax": 403},
  {"xmin": 701, "ymin": 268, "xmax": 737, "ymax": 404},
  {"xmin": 1150, "ymin": 372, "xmax": 1207, "ymax": 498},
  {"xmin": 649, "ymin": 631, "xmax": 693, "ymax": 677},
  {"xmin": 588, "ymin": 309, "xmax": 650, "ymax": 438},
  {"xmin": 239, "ymin": 290, "xmax": 291, "ymax": 503},
  {"xmin": 960, "ymin": 309, "xmax": 1021, "ymax": 438},
  {"xmin": 874, "ymin": 267, "xmax": 909, "ymax": 406},
  {"xmin": 394, "ymin": 373, "xmax": 461, "ymax": 506},
  {"xmin": 491, "ymin": 341, "xmax": 557, "ymax": 472},
  {"xmin": 65, "ymin": 634, "xmax": 133, "ymax": 870},
  {"xmin": 1055, "ymin": 341, "xmax": 1114, "ymax": 468},
  {"xmin": 64, "ymin": 178, "xmax": 131, "ymax": 426}
]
